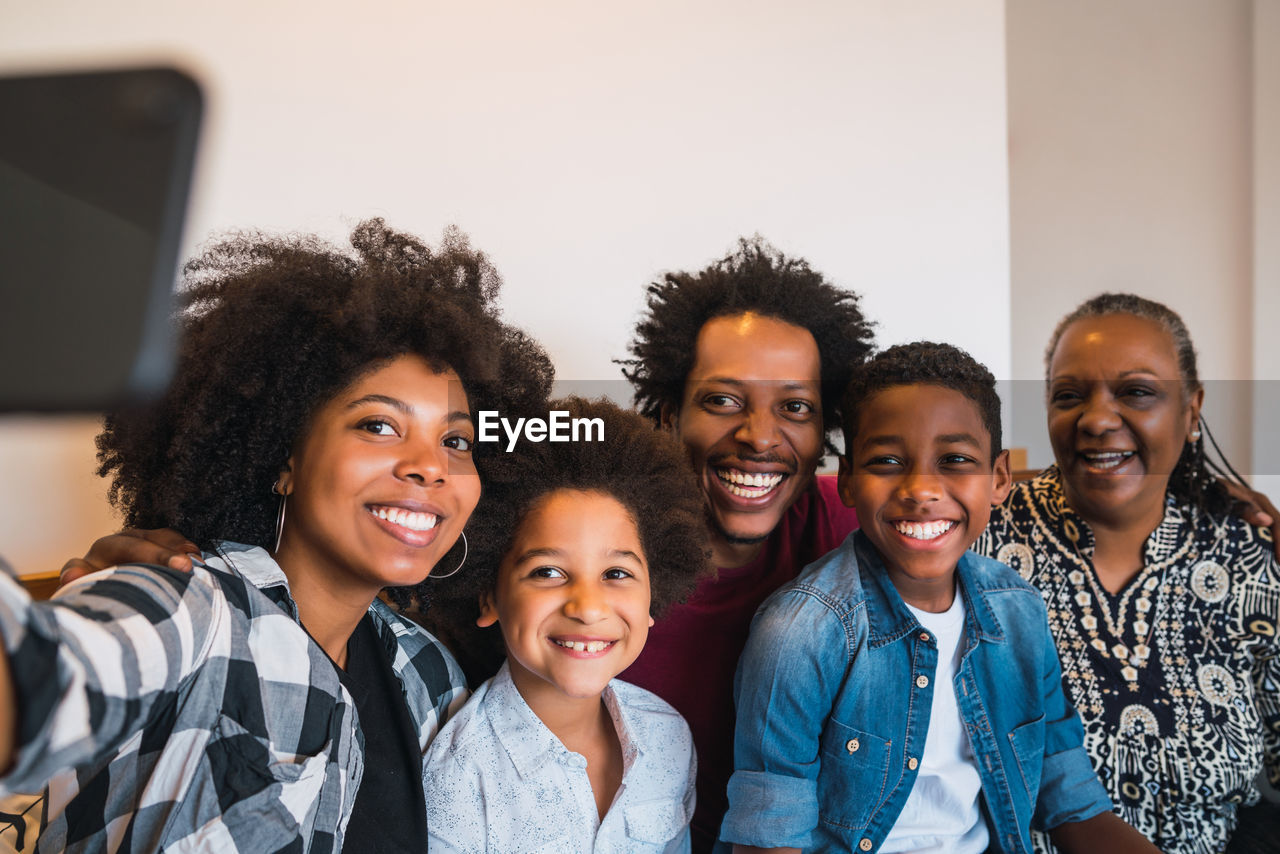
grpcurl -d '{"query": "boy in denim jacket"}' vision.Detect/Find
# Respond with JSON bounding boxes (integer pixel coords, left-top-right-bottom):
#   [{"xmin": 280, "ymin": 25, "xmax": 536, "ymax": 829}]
[{"xmin": 721, "ymin": 343, "xmax": 1158, "ymax": 854}]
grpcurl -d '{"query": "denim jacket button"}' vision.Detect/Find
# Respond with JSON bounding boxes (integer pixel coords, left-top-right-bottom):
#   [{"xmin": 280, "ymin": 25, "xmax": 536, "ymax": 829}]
[
  {"xmin": 915, "ymin": 674, "xmax": 929, "ymax": 688},
  {"xmin": 845, "ymin": 738, "xmax": 860, "ymax": 754},
  {"xmin": 907, "ymin": 756, "xmax": 918, "ymax": 770},
  {"xmin": 859, "ymin": 839, "xmax": 873, "ymax": 851}
]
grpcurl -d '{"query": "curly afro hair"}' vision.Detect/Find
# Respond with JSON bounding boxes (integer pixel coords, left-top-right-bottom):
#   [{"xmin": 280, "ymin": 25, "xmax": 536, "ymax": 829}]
[
  {"xmin": 97, "ymin": 219, "xmax": 554, "ymax": 609},
  {"xmin": 618, "ymin": 237, "xmax": 875, "ymax": 456},
  {"xmin": 841, "ymin": 341, "xmax": 1003, "ymax": 457},
  {"xmin": 419, "ymin": 396, "xmax": 711, "ymax": 686}
]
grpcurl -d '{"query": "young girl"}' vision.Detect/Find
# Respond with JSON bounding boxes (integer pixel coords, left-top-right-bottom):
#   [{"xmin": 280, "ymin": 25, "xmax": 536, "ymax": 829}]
[
  {"xmin": 0, "ymin": 221, "xmax": 552, "ymax": 853},
  {"xmin": 421, "ymin": 397, "xmax": 711, "ymax": 853}
]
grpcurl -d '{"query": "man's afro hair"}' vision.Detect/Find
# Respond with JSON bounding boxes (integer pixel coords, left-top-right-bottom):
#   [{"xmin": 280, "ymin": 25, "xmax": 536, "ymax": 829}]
[{"xmin": 619, "ymin": 237, "xmax": 874, "ymax": 456}]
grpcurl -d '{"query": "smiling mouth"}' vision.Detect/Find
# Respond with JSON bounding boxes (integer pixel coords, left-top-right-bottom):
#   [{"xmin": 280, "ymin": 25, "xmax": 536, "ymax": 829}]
[
  {"xmin": 1080, "ymin": 451, "xmax": 1134, "ymax": 472},
  {"xmin": 713, "ymin": 467, "xmax": 786, "ymax": 499},
  {"xmin": 369, "ymin": 505, "xmax": 439, "ymax": 532},
  {"xmin": 893, "ymin": 520, "xmax": 956, "ymax": 541},
  {"xmin": 552, "ymin": 639, "xmax": 615, "ymax": 653}
]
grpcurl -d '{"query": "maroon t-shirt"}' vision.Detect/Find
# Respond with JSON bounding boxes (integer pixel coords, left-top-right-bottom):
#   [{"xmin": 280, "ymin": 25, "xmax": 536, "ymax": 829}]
[{"xmin": 620, "ymin": 474, "xmax": 859, "ymax": 851}]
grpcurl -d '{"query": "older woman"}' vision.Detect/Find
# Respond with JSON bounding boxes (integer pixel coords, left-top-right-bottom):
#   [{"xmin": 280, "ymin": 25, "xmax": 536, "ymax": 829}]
[{"xmin": 975, "ymin": 293, "xmax": 1279, "ymax": 854}]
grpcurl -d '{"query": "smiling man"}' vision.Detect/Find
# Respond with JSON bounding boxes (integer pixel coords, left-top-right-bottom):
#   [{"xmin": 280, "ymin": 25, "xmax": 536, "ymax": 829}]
[{"xmin": 619, "ymin": 238, "xmax": 875, "ymax": 851}]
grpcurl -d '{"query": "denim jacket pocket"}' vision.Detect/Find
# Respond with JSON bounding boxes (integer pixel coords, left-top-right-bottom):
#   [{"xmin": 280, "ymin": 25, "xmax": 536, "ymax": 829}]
[
  {"xmin": 817, "ymin": 718, "xmax": 892, "ymax": 831},
  {"xmin": 1007, "ymin": 714, "xmax": 1046, "ymax": 804}
]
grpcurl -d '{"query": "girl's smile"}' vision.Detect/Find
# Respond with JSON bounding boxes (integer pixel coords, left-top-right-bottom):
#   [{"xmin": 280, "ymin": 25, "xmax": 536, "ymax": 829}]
[{"xmin": 479, "ymin": 488, "xmax": 654, "ymax": 713}]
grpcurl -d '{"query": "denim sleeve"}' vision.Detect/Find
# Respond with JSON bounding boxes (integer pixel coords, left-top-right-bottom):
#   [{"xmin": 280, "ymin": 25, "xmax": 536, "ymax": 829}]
[
  {"xmin": 1032, "ymin": 622, "xmax": 1114, "ymax": 831},
  {"xmin": 721, "ymin": 589, "xmax": 850, "ymax": 849}
]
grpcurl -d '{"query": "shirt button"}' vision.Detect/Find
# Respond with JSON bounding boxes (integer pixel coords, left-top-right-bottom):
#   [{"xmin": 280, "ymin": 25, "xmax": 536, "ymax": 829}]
[
  {"xmin": 846, "ymin": 738, "xmax": 860, "ymax": 753},
  {"xmin": 859, "ymin": 839, "xmax": 873, "ymax": 851},
  {"xmin": 908, "ymin": 756, "xmax": 919, "ymax": 770},
  {"xmin": 916, "ymin": 674, "xmax": 929, "ymax": 688},
  {"xmin": 919, "ymin": 632, "xmax": 930, "ymax": 642}
]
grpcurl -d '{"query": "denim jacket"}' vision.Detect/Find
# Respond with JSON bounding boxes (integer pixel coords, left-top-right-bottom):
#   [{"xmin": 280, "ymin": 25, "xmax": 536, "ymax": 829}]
[{"xmin": 721, "ymin": 532, "xmax": 1111, "ymax": 853}]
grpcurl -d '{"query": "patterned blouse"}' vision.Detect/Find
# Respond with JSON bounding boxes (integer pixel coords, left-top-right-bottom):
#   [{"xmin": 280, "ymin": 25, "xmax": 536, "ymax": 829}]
[{"xmin": 974, "ymin": 468, "xmax": 1280, "ymax": 854}]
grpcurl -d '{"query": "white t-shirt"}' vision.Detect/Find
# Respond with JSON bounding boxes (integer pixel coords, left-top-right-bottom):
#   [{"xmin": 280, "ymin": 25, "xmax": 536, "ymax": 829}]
[
  {"xmin": 424, "ymin": 660, "xmax": 696, "ymax": 853},
  {"xmin": 880, "ymin": 591, "xmax": 990, "ymax": 854}
]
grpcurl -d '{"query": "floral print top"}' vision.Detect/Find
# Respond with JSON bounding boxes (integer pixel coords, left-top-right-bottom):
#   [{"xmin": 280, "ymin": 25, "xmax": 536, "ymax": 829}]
[{"xmin": 975, "ymin": 468, "xmax": 1280, "ymax": 854}]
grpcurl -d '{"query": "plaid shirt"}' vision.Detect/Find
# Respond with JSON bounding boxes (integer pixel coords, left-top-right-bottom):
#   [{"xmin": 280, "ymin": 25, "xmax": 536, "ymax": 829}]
[{"xmin": 0, "ymin": 542, "xmax": 467, "ymax": 853}]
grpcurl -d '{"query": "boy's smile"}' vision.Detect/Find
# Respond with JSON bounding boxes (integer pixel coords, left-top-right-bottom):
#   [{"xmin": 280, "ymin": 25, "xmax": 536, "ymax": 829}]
[
  {"xmin": 838, "ymin": 384, "xmax": 1011, "ymax": 611},
  {"xmin": 479, "ymin": 488, "xmax": 654, "ymax": 715}
]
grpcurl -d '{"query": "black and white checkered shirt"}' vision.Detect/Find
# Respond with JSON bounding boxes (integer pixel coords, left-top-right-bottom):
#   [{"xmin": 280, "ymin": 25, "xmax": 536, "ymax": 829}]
[{"xmin": 0, "ymin": 541, "xmax": 467, "ymax": 853}]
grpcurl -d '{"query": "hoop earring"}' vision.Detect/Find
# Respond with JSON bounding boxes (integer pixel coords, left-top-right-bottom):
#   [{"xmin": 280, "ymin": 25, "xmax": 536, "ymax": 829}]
[
  {"xmin": 273, "ymin": 480, "xmax": 287, "ymax": 554},
  {"xmin": 430, "ymin": 531, "xmax": 468, "ymax": 580}
]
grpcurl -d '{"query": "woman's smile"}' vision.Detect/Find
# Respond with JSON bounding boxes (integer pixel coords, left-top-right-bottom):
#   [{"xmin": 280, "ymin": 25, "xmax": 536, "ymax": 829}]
[{"xmin": 274, "ymin": 355, "xmax": 481, "ymax": 598}]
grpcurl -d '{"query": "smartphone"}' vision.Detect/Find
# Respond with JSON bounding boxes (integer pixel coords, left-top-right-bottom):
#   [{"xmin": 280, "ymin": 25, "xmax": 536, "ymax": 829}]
[{"xmin": 0, "ymin": 66, "xmax": 202, "ymax": 412}]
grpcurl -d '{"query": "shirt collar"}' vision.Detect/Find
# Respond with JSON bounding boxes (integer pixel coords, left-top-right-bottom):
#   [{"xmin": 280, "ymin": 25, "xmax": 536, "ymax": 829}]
[
  {"xmin": 854, "ymin": 530, "xmax": 1005, "ymax": 647},
  {"xmin": 1034, "ymin": 466, "xmax": 1189, "ymax": 564},
  {"xmin": 206, "ymin": 541, "xmax": 298, "ymax": 616},
  {"xmin": 486, "ymin": 661, "xmax": 637, "ymax": 780}
]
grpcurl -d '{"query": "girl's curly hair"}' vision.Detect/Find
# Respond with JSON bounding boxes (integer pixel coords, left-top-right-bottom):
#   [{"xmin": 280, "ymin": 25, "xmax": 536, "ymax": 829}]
[
  {"xmin": 618, "ymin": 236, "xmax": 875, "ymax": 456},
  {"xmin": 97, "ymin": 219, "xmax": 554, "ymax": 608},
  {"xmin": 419, "ymin": 396, "xmax": 711, "ymax": 686}
]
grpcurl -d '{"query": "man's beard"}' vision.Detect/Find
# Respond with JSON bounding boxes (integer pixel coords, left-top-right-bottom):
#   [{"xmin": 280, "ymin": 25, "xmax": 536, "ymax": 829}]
[{"xmin": 707, "ymin": 507, "xmax": 771, "ymax": 547}]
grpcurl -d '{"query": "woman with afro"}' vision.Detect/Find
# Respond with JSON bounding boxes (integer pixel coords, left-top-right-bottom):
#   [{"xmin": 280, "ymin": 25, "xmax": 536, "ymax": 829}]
[{"xmin": 0, "ymin": 220, "xmax": 552, "ymax": 853}]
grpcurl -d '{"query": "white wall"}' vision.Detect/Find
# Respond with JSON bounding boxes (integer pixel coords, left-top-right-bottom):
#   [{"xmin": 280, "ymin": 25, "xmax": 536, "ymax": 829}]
[
  {"xmin": 0, "ymin": 1, "xmax": 1012, "ymax": 575},
  {"xmin": 1006, "ymin": 0, "xmax": 1257, "ymax": 474},
  {"xmin": 1254, "ymin": 0, "xmax": 1280, "ymax": 502}
]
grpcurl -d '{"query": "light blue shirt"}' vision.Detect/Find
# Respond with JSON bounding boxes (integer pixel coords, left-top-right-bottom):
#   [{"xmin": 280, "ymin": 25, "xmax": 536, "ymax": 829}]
[{"xmin": 425, "ymin": 661, "xmax": 695, "ymax": 853}]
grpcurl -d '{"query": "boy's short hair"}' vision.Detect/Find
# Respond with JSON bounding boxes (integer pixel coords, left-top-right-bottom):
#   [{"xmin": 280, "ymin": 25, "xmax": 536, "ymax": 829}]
[
  {"xmin": 422, "ymin": 396, "xmax": 711, "ymax": 684},
  {"xmin": 840, "ymin": 341, "xmax": 1003, "ymax": 457},
  {"xmin": 618, "ymin": 237, "xmax": 875, "ymax": 454}
]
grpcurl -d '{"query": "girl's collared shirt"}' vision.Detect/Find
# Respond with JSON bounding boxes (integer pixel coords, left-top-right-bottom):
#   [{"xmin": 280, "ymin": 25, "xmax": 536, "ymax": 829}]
[{"xmin": 425, "ymin": 660, "xmax": 696, "ymax": 853}]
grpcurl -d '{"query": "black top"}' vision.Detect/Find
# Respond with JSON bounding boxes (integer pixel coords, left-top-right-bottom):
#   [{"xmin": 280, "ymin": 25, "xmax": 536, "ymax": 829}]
[{"xmin": 338, "ymin": 614, "xmax": 429, "ymax": 854}]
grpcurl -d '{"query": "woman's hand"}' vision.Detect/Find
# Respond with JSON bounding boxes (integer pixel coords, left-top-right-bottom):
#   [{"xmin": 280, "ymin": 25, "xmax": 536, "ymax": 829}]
[
  {"xmin": 1222, "ymin": 480, "xmax": 1280, "ymax": 559},
  {"xmin": 59, "ymin": 528, "xmax": 200, "ymax": 588}
]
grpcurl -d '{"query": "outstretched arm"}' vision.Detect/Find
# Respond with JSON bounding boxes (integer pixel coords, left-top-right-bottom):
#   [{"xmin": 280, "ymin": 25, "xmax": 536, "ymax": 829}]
[
  {"xmin": 59, "ymin": 528, "xmax": 199, "ymax": 586},
  {"xmin": 1050, "ymin": 811, "xmax": 1161, "ymax": 853},
  {"xmin": 0, "ymin": 643, "xmax": 13, "ymax": 774},
  {"xmin": 0, "ymin": 566, "xmax": 219, "ymax": 790}
]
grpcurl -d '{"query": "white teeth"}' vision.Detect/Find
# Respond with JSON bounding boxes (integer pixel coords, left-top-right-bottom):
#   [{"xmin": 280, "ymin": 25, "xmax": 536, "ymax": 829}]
[
  {"xmin": 1082, "ymin": 452, "xmax": 1133, "ymax": 471},
  {"xmin": 716, "ymin": 469, "xmax": 784, "ymax": 498},
  {"xmin": 554, "ymin": 639, "xmax": 610, "ymax": 653},
  {"xmin": 893, "ymin": 520, "xmax": 955, "ymax": 540},
  {"xmin": 371, "ymin": 506, "xmax": 439, "ymax": 531}
]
